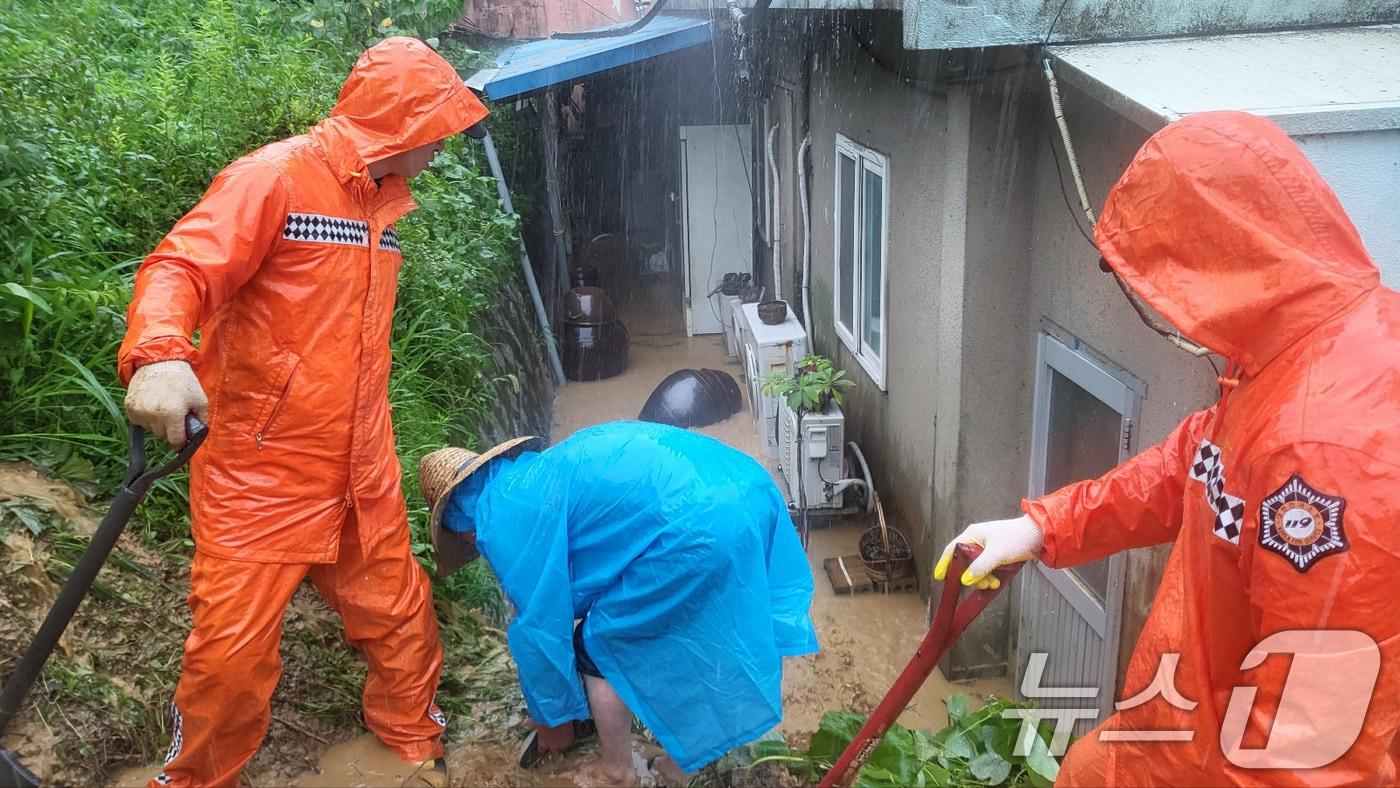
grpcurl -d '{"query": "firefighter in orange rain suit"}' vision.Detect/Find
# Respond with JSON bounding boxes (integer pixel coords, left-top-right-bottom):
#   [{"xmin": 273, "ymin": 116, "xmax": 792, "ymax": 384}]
[
  {"xmin": 116, "ymin": 38, "xmax": 489, "ymax": 787},
  {"xmin": 937, "ymin": 111, "xmax": 1400, "ymax": 785}
]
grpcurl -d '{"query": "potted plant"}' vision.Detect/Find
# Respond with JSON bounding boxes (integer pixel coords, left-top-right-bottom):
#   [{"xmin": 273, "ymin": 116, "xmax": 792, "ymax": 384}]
[{"xmin": 761, "ymin": 353, "xmax": 855, "ymax": 415}]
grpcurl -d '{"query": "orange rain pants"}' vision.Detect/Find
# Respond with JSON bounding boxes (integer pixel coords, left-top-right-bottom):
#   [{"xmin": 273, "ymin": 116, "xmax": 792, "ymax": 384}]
[
  {"xmin": 115, "ymin": 37, "xmax": 489, "ymax": 787},
  {"xmin": 154, "ymin": 499, "xmax": 445, "ymax": 787}
]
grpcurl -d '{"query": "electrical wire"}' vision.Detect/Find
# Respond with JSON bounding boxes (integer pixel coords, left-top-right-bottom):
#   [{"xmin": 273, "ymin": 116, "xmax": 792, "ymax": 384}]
[
  {"xmin": 574, "ymin": 0, "xmax": 621, "ymax": 24},
  {"xmin": 850, "ymin": 28, "xmax": 944, "ymax": 92},
  {"xmin": 1040, "ymin": 0, "xmax": 1091, "ymax": 249},
  {"xmin": 1043, "ymin": 0, "xmax": 1072, "ymax": 44},
  {"xmin": 732, "ymin": 124, "xmax": 754, "ymax": 197},
  {"xmin": 1045, "ymin": 124, "xmax": 1097, "ymax": 248},
  {"xmin": 1206, "ymin": 354, "xmax": 1227, "ymax": 397},
  {"xmin": 551, "ymin": 0, "xmax": 671, "ymax": 39},
  {"xmin": 705, "ymin": 35, "xmax": 726, "ymax": 326}
]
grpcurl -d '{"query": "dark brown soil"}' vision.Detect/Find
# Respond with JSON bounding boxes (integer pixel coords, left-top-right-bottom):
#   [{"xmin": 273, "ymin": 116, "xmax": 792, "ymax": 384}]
[{"xmin": 0, "ymin": 463, "xmax": 364, "ymax": 786}]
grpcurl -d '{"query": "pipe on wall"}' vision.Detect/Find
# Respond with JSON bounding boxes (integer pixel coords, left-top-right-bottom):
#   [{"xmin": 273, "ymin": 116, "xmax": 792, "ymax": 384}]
[
  {"xmin": 482, "ymin": 131, "xmax": 567, "ymax": 386},
  {"xmin": 766, "ymin": 122, "xmax": 782, "ymax": 302},
  {"xmin": 798, "ymin": 135, "xmax": 813, "ymax": 338}
]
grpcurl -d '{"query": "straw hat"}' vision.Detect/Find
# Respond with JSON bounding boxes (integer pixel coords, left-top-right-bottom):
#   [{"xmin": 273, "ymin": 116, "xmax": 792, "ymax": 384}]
[{"xmin": 418, "ymin": 436, "xmax": 543, "ymax": 577}]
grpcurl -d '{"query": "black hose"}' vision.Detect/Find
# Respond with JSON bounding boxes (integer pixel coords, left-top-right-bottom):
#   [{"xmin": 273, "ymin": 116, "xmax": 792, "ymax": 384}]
[{"xmin": 551, "ymin": 0, "xmax": 672, "ymax": 39}]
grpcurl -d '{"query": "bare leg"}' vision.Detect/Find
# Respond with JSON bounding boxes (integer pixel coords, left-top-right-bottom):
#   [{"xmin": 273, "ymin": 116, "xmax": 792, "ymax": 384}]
[
  {"xmin": 650, "ymin": 754, "xmax": 691, "ymax": 786},
  {"xmin": 574, "ymin": 674, "xmax": 638, "ymax": 787}
]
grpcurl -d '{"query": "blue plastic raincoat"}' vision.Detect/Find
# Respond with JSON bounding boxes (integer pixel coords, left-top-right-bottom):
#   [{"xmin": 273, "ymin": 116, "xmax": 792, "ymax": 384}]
[{"xmin": 443, "ymin": 421, "xmax": 819, "ymax": 771}]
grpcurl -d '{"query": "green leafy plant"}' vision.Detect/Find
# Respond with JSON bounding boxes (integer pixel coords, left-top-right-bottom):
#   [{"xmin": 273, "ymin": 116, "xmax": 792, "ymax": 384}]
[
  {"xmin": 752, "ymin": 696, "xmax": 1061, "ymax": 787},
  {"xmin": 761, "ymin": 353, "xmax": 856, "ymax": 414},
  {"xmin": 294, "ymin": 0, "xmax": 467, "ymax": 50},
  {"xmin": 0, "ymin": 0, "xmax": 550, "ymax": 779}
]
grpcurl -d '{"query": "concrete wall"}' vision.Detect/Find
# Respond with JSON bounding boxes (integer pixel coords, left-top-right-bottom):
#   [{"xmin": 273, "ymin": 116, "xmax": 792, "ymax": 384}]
[
  {"xmin": 903, "ymin": 0, "xmax": 1400, "ymax": 49},
  {"xmin": 775, "ymin": 9, "xmax": 1396, "ymax": 685},
  {"xmin": 795, "ymin": 12, "xmax": 951, "ymax": 587},
  {"xmin": 784, "ymin": 15, "xmax": 1224, "ymax": 680},
  {"xmin": 776, "ymin": 12, "xmax": 1039, "ymax": 677},
  {"xmin": 1022, "ymin": 85, "xmax": 1222, "ymax": 685},
  {"xmin": 1295, "ymin": 130, "xmax": 1400, "ymax": 287}
]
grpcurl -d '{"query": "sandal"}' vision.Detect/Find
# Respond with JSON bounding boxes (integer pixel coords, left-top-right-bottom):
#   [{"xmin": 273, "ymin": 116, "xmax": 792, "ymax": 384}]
[{"xmin": 518, "ymin": 719, "xmax": 599, "ymax": 768}]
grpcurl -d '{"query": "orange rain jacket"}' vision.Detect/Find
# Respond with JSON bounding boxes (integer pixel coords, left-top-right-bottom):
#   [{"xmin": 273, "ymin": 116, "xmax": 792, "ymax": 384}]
[
  {"xmin": 1027, "ymin": 112, "xmax": 1400, "ymax": 785},
  {"xmin": 118, "ymin": 38, "xmax": 488, "ymax": 563}
]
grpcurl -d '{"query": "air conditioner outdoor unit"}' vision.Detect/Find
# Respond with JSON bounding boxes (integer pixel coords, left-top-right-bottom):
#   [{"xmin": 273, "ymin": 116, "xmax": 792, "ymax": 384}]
[
  {"xmin": 779, "ymin": 399, "xmax": 845, "ymax": 510},
  {"xmin": 739, "ymin": 303, "xmax": 808, "ymax": 459}
]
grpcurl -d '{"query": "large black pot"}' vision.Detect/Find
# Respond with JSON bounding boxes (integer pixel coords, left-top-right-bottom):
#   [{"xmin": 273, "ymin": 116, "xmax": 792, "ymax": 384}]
[
  {"xmin": 561, "ymin": 287, "xmax": 629, "ymax": 381},
  {"xmin": 638, "ymin": 369, "xmax": 742, "ymax": 428}
]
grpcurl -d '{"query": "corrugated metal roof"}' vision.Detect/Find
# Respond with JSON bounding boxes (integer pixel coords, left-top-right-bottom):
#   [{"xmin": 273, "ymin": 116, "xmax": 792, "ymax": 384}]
[
  {"xmin": 1050, "ymin": 25, "xmax": 1400, "ymax": 134},
  {"xmin": 467, "ymin": 15, "xmax": 713, "ymax": 101}
]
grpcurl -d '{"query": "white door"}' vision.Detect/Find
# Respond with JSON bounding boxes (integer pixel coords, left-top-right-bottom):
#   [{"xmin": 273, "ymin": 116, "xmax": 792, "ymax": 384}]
[
  {"xmin": 1015, "ymin": 333, "xmax": 1145, "ymax": 730},
  {"xmin": 679, "ymin": 125, "xmax": 753, "ymax": 335}
]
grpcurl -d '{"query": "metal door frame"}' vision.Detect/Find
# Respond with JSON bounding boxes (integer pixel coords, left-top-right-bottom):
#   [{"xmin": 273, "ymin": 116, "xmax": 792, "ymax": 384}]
[{"xmin": 1022, "ymin": 332, "xmax": 1145, "ymax": 719}]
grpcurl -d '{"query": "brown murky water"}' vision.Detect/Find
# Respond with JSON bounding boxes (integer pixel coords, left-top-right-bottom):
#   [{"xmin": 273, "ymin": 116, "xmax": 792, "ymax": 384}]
[
  {"xmin": 113, "ymin": 733, "xmax": 659, "ymax": 787},
  {"xmin": 553, "ymin": 331, "xmax": 1012, "ymax": 735},
  {"xmin": 552, "ymin": 333, "xmax": 758, "ymax": 448}
]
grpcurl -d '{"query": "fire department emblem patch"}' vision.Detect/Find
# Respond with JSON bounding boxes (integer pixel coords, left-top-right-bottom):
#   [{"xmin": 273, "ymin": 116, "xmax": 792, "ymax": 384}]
[{"xmin": 1259, "ymin": 475, "xmax": 1348, "ymax": 573}]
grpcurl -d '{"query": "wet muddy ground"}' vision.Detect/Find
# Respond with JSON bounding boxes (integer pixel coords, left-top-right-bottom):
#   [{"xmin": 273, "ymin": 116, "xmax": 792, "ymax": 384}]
[
  {"xmin": 110, "ymin": 316, "xmax": 1011, "ymax": 786},
  {"xmin": 551, "ymin": 327, "xmax": 1012, "ymax": 767}
]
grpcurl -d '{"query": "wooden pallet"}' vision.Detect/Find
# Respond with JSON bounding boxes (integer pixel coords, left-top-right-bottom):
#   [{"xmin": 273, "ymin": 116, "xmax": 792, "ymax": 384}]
[{"xmin": 823, "ymin": 553, "xmax": 918, "ymax": 595}]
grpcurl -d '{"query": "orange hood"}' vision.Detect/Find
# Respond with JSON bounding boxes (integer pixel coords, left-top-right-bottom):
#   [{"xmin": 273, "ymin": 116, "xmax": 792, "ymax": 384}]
[
  {"xmin": 1095, "ymin": 111, "xmax": 1380, "ymax": 375},
  {"xmin": 312, "ymin": 37, "xmax": 489, "ymax": 177}
]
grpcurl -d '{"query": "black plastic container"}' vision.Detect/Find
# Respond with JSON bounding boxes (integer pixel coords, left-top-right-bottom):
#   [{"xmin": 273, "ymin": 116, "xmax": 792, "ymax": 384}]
[{"xmin": 638, "ymin": 369, "xmax": 743, "ymax": 428}]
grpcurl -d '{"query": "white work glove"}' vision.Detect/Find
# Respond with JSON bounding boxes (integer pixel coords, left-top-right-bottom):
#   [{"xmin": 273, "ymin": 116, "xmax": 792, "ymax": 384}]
[
  {"xmin": 124, "ymin": 360, "xmax": 208, "ymax": 449},
  {"xmin": 934, "ymin": 514, "xmax": 1044, "ymax": 590}
]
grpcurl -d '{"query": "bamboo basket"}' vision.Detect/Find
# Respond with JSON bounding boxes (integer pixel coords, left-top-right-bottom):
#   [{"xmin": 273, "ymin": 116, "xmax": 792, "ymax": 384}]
[{"xmin": 859, "ymin": 497, "xmax": 914, "ymax": 583}]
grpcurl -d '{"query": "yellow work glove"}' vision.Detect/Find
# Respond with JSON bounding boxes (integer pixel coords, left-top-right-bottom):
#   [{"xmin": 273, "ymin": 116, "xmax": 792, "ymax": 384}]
[
  {"xmin": 124, "ymin": 360, "xmax": 208, "ymax": 449},
  {"xmin": 933, "ymin": 514, "xmax": 1043, "ymax": 590}
]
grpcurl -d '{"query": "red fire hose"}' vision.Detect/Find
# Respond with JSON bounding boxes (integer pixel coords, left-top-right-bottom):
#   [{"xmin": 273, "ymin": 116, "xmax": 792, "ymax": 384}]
[{"xmin": 819, "ymin": 543, "xmax": 1024, "ymax": 788}]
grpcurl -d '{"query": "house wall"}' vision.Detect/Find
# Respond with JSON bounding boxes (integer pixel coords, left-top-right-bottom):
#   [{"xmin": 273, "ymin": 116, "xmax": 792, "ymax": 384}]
[
  {"xmin": 777, "ymin": 12, "xmax": 1038, "ymax": 677},
  {"xmin": 1295, "ymin": 130, "xmax": 1400, "ymax": 287},
  {"xmin": 773, "ymin": 10, "xmax": 1390, "ymax": 684},
  {"xmin": 797, "ymin": 13, "xmax": 951, "ymax": 587},
  {"xmin": 902, "ymin": 0, "xmax": 1400, "ymax": 49},
  {"xmin": 1021, "ymin": 85, "xmax": 1222, "ymax": 685},
  {"xmin": 784, "ymin": 14, "xmax": 1223, "ymax": 681},
  {"xmin": 458, "ymin": 0, "xmax": 636, "ymax": 41}
]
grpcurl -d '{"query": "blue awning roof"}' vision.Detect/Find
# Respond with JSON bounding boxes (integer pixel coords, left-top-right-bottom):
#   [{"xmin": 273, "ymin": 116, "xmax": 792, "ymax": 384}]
[{"xmin": 468, "ymin": 15, "xmax": 714, "ymax": 101}]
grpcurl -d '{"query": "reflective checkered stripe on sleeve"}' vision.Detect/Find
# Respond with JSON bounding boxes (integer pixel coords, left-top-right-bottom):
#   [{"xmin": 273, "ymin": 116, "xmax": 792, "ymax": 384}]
[{"xmin": 379, "ymin": 227, "xmax": 401, "ymax": 253}]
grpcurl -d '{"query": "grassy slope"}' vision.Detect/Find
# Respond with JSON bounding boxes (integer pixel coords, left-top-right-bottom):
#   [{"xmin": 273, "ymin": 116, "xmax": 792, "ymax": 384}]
[{"xmin": 0, "ymin": 0, "xmax": 545, "ymax": 782}]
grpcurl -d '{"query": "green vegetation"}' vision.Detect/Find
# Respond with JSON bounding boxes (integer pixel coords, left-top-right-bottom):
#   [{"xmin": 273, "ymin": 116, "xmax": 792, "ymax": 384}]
[
  {"xmin": 762, "ymin": 353, "xmax": 856, "ymax": 414},
  {"xmin": 750, "ymin": 696, "xmax": 1061, "ymax": 787},
  {"xmin": 0, "ymin": 0, "xmax": 543, "ymax": 780}
]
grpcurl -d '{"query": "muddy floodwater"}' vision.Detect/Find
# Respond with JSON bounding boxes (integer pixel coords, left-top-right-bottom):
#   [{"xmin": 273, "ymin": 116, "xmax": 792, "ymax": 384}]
[
  {"xmin": 554, "ymin": 330, "xmax": 1011, "ymax": 736},
  {"xmin": 115, "ymin": 328, "xmax": 1010, "ymax": 786}
]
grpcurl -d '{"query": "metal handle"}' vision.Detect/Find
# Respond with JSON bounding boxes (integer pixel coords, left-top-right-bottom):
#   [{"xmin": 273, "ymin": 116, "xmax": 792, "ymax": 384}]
[
  {"xmin": 0, "ymin": 415, "xmax": 208, "ymax": 739},
  {"xmin": 122, "ymin": 414, "xmax": 209, "ymax": 493}
]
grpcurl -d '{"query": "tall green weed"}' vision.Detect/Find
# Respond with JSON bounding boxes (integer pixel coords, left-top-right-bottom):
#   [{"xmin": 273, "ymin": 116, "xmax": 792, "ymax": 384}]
[{"xmin": 0, "ymin": 0, "xmax": 529, "ymax": 599}]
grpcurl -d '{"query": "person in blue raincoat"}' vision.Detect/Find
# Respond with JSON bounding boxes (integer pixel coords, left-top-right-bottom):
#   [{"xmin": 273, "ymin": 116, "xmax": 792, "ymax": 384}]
[{"xmin": 417, "ymin": 421, "xmax": 819, "ymax": 785}]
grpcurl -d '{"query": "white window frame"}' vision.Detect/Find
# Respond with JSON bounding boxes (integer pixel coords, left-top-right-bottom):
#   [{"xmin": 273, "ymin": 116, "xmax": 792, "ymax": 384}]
[{"xmin": 833, "ymin": 134, "xmax": 889, "ymax": 390}]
